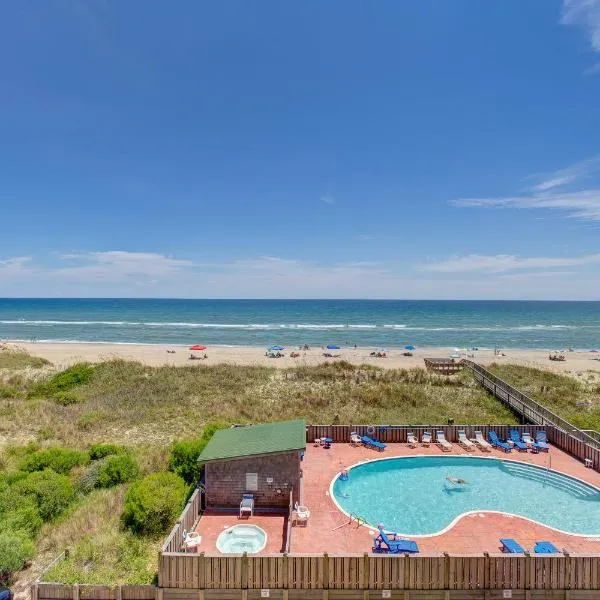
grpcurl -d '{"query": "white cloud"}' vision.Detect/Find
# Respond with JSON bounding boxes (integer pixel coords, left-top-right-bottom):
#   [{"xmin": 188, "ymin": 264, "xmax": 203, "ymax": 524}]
[
  {"xmin": 420, "ymin": 253, "xmax": 600, "ymax": 273},
  {"xmin": 0, "ymin": 256, "xmax": 32, "ymax": 273},
  {"xmin": 561, "ymin": 0, "xmax": 600, "ymax": 52},
  {"xmin": 1, "ymin": 251, "xmax": 600, "ymax": 300},
  {"xmin": 56, "ymin": 251, "xmax": 193, "ymax": 279},
  {"xmin": 321, "ymin": 194, "xmax": 335, "ymax": 205},
  {"xmin": 454, "ymin": 156, "xmax": 600, "ymax": 220}
]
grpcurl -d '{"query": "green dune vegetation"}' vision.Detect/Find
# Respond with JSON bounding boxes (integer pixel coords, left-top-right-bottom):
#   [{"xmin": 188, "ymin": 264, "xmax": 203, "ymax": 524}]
[{"xmin": 0, "ymin": 348, "xmax": 525, "ymax": 585}]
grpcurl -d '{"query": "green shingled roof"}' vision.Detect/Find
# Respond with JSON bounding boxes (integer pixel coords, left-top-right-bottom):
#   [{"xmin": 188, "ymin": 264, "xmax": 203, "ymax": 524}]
[{"xmin": 197, "ymin": 420, "xmax": 306, "ymax": 463}]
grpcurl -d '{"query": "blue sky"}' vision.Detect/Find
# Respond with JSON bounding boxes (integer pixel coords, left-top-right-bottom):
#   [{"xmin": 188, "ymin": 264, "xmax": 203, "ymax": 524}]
[{"xmin": 1, "ymin": 0, "xmax": 600, "ymax": 299}]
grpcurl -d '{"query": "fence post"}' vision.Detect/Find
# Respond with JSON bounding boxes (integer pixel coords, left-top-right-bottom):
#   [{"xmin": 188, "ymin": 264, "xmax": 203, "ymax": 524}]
[
  {"xmin": 31, "ymin": 583, "xmax": 39, "ymax": 600},
  {"xmin": 362, "ymin": 553, "xmax": 369, "ymax": 600},
  {"xmin": 242, "ymin": 552, "xmax": 249, "ymax": 590},
  {"xmin": 323, "ymin": 552, "xmax": 329, "ymax": 599},
  {"xmin": 73, "ymin": 584, "xmax": 79, "ymax": 600},
  {"xmin": 443, "ymin": 552, "xmax": 450, "ymax": 590}
]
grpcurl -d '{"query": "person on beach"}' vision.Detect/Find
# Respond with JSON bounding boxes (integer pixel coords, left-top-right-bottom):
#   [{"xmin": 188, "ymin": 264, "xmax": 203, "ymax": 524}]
[{"xmin": 446, "ymin": 476, "xmax": 468, "ymax": 485}]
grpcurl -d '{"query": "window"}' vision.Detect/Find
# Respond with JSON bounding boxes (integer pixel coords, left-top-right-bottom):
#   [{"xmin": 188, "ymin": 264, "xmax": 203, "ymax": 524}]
[{"xmin": 246, "ymin": 472, "xmax": 258, "ymax": 491}]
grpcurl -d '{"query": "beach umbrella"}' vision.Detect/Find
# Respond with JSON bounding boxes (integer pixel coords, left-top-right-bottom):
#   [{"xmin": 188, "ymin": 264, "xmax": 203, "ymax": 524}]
[
  {"xmin": 405, "ymin": 344, "xmax": 415, "ymax": 351},
  {"xmin": 189, "ymin": 345, "xmax": 207, "ymax": 351},
  {"xmin": 326, "ymin": 344, "xmax": 340, "ymax": 350},
  {"xmin": 269, "ymin": 345, "xmax": 285, "ymax": 351}
]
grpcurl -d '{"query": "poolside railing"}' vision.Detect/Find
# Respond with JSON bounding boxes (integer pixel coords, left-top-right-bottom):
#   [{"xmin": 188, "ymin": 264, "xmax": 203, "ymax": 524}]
[{"xmin": 161, "ymin": 487, "xmax": 203, "ymax": 553}]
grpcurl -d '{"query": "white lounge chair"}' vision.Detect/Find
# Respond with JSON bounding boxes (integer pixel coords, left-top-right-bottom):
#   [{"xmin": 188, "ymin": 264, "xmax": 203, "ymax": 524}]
[
  {"xmin": 421, "ymin": 431, "xmax": 432, "ymax": 447},
  {"xmin": 350, "ymin": 432, "xmax": 362, "ymax": 446},
  {"xmin": 522, "ymin": 432, "xmax": 534, "ymax": 447},
  {"xmin": 458, "ymin": 430, "xmax": 476, "ymax": 452},
  {"xmin": 183, "ymin": 531, "xmax": 202, "ymax": 552},
  {"xmin": 239, "ymin": 493, "xmax": 254, "ymax": 518},
  {"xmin": 294, "ymin": 502, "xmax": 310, "ymax": 526},
  {"xmin": 474, "ymin": 431, "xmax": 493, "ymax": 452},
  {"xmin": 436, "ymin": 430, "xmax": 452, "ymax": 452},
  {"xmin": 407, "ymin": 432, "xmax": 417, "ymax": 448}
]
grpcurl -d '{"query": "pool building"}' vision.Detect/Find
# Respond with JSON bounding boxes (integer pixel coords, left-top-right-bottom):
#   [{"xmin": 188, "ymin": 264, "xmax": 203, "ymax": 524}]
[{"xmin": 198, "ymin": 419, "xmax": 305, "ymax": 510}]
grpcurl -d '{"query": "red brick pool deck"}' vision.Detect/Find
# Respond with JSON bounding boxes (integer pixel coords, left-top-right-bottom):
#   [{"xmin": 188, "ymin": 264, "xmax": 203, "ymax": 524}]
[{"xmin": 195, "ymin": 441, "xmax": 600, "ymax": 555}]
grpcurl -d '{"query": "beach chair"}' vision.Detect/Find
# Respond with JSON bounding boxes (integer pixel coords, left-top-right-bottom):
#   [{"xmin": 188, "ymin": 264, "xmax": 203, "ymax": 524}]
[
  {"xmin": 509, "ymin": 429, "xmax": 529, "ymax": 452},
  {"xmin": 421, "ymin": 431, "xmax": 432, "ymax": 447},
  {"xmin": 294, "ymin": 502, "xmax": 310, "ymax": 526},
  {"xmin": 436, "ymin": 430, "xmax": 452, "ymax": 452},
  {"xmin": 522, "ymin": 431, "xmax": 541, "ymax": 453},
  {"xmin": 535, "ymin": 431, "xmax": 550, "ymax": 452},
  {"xmin": 458, "ymin": 430, "xmax": 475, "ymax": 452},
  {"xmin": 488, "ymin": 431, "xmax": 512, "ymax": 453},
  {"xmin": 534, "ymin": 541, "xmax": 560, "ymax": 554},
  {"xmin": 407, "ymin": 432, "xmax": 418, "ymax": 448},
  {"xmin": 474, "ymin": 431, "xmax": 492, "ymax": 452},
  {"xmin": 360, "ymin": 435, "xmax": 386, "ymax": 452},
  {"xmin": 239, "ymin": 493, "xmax": 254, "ymax": 519},
  {"xmin": 373, "ymin": 528, "xmax": 419, "ymax": 554},
  {"xmin": 500, "ymin": 538, "xmax": 525, "ymax": 553},
  {"xmin": 350, "ymin": 432, "xmax": 362, "ymax": 446}
]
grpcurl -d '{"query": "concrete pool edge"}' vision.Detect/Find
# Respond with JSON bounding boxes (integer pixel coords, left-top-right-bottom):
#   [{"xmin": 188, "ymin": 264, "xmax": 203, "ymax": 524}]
[{"xmin": 327, "ymin": 454, "xmax": 600, "ymax": 539}]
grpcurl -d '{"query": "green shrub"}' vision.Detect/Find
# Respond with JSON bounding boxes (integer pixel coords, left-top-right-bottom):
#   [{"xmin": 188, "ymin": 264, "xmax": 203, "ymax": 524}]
[
  {"xmin": 53, "ymin": 391, "xmax": 85, "ymax": 405},
  {"xmin": 0, "ymin": 530, "xmax": 35, "ymax": 584},
  {"xmin": 0, "ymin": 504, "xmax": 43, "ymax": 537},
  {"xmin": 20, "ymin": 447, "xmax": 89, "ymax": 474},
  {"xmin": 34, "ymin": 363, "xmax": 94, "ymax": 397},
  {"xmin": 14, "ymin": 469, "xmax": 76, "ymax": 520},
  {"xmin": 89, "ymin": 443, "xmax": 124, "ymax": 461},
  {"xmin": 169, "ymin": 421, "xmax": 229, "ymax": 485},
  {"xmin": 96, "ymin": 455, "xmax": 139, "ymax": 488},
  {"xmin": 122, "ymin": 472, "xmax": 186, "ymax": 535}
]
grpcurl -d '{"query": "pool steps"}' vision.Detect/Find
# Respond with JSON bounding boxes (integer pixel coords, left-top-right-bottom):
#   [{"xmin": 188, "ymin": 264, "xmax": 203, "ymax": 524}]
[{"xmin": 501, "ymin": 461, "xmax": 599, "ymax": 499}]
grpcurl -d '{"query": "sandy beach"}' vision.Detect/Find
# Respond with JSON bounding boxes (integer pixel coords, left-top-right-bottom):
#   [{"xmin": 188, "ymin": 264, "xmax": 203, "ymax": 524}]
[{"xmin": 5, "ymin": 341, "xmax": 600, "ymax": 374}]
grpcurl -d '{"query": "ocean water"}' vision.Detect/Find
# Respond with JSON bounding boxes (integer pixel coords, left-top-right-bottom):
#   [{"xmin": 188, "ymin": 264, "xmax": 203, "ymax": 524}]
[
  {"xmin": 0, "ymin": 299, "xmax": 599, "ymax": 349},
  {"xmin": 331, "ymin": 456, "xmax": 600, "ymax": 535}
]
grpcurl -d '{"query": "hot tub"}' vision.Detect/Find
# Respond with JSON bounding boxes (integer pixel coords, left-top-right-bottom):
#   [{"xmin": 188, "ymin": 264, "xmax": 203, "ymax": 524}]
[{"xmin": 216, "ymin": 524, "xmax": 267, "ymax": 554}]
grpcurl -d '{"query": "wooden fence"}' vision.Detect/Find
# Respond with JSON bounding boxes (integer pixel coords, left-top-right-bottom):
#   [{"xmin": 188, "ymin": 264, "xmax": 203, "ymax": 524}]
[
  {"xmin": 161, "ymin": 488, "xmax": 203, "ymax": 553},
  {"xmin": 305, "ymin": 424, "xmax": 548, "ymax": 445},
  {"xmin": 157, "ymin": 552, "xmax": 600, "ymax": 592},
  {"xmin": 424, "ymin": 358, "xmax": 464, "ymax": 374},
  {"xmin": 33, "ymin": 583, "xmax": 156, "ymax": 600}
]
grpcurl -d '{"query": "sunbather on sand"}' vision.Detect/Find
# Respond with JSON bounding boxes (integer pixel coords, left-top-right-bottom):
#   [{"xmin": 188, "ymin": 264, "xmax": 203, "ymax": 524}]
[{"xmin": 446, "ymin": 476, "xmax": 469, "ymax": 484}]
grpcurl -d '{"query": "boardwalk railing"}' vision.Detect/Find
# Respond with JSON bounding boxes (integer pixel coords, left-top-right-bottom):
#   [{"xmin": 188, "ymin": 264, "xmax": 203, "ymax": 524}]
[
  {"xmin": 462, "ymin": 359, "xmax": 600, "ymax": 451},
  {"xmin": 157, "ymin": 552, "xmax": 600, "ymax": 593},
  {"xmin": 161, "ymin": 487, "xmax": 203, "ymax": 553}
]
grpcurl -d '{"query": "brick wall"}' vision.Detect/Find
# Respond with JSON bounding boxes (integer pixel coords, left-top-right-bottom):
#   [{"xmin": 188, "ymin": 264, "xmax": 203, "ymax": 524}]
[{"xmin": 205, "ymin": 451, "xmax": 301, "ymax": 509}]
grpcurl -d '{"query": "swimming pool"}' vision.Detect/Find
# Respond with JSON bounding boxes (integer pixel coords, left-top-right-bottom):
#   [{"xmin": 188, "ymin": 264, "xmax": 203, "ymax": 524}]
[{"xmin": 330, "ymin": 456, "xmax": 600, "ymax": 536}]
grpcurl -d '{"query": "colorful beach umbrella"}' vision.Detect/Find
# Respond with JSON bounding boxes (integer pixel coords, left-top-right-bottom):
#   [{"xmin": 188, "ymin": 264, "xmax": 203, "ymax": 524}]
[
  {"xmin": 326, "ymin": 344, "xmax": 340, "ymax": 350},
  {"xmin": 269, "ymin": 345, "xmax": 285, "ymax": 351},
  {"xmin": 405, "ymin": 344, "xmax": 415, "ymax": 351},
  {"xmin": 189, "ymin": 345, "xmax": 207, "ymax": 351}
]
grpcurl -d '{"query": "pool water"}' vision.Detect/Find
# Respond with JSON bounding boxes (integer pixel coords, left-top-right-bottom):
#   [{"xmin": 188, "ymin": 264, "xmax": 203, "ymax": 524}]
[
  {"xmin": 216, "ymin": 524, "xmax": 267, "ymax": 553},
  {"xmin": 331, "ymin": 456, "xmax": 600, "ymax": 536}
]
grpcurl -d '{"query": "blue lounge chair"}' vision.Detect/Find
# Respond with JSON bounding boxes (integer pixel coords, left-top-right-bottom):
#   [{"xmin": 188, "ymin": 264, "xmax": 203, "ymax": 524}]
[
  {"xmin": 360, "ymin": 435, "xmax": 386, "ymax": 452},
  {"xmin": 534, "ymin": 541, "xmax": 560, "ymax": 554},
  {"xmin": 535, "ymin": 431, "xmax": 550, "ymax": 452},
  {"xmin": 488, "ymin": 431, "xmax": 512, "ymax": 453},
  {"xmin": 509, "ymin": 429, "xmax": 528, "ymax": 452},
  {"xmin": 239, "ymin": 493, "xmax": 254, "ymax": 518},
  {"xmin": 373, "ymin": 528, "xmax": 419, "ymax": 554},
  {"xmin": 500, "ymin": 538, "xmax": 525, "ymax": 553}
]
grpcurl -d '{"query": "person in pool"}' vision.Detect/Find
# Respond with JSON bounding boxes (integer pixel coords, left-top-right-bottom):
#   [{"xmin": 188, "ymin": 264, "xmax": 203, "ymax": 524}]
[{"xmin": 446, "ymin": 476, "xmax": 469, "ymax": 485}]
